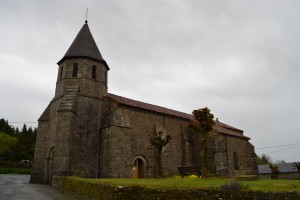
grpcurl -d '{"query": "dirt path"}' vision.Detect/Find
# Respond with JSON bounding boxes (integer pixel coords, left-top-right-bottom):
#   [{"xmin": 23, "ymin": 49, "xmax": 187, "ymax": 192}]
[{"xmin": 0, "ymin": 174, "xmax": 73, "ymax": 200}]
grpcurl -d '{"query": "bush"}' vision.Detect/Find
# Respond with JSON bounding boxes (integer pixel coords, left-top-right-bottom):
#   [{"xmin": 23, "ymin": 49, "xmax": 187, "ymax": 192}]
[
  {"xmin": 0, "ymin": 167, "xmax": 32, "ymax": 174},
  {"xmin": 269, "ymin": 164, "xmax": 280, "ymax": 175},
  {"xmin": 0, "ymin": 161, "xmax": 32, "ymax": 168},
  {"xmin": 220, "ymin": 180, "xmax": 250, "ymax": 191}
]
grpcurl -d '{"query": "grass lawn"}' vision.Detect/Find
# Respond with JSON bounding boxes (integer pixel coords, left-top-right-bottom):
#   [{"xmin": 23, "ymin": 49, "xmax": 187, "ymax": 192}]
[{"xmin": 67, "ymin": 176, "xmax": 300, "ymax": 192}]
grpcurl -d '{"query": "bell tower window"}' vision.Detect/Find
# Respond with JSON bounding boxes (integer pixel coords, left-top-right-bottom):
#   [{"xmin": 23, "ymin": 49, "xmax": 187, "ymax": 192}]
[
  {"xmin": 105, "ymin": 71, "xmax": 107, "ymax": 86},
  {"xmin": 72, "ymin": 63, "xmax": 78, "ymax": 77},
  {"xmin": 92, "ymin": 65, "xmax": 97, "ymax": 79}
]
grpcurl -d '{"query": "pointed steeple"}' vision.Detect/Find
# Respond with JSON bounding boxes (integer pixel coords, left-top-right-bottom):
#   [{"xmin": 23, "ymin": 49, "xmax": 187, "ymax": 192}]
[{"xmin": 58, "ymin": 21, "xmax": 108, "ymax": 69}]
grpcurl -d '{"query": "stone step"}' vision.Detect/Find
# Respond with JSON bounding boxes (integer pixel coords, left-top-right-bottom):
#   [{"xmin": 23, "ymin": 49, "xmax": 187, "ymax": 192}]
[
  {"xmin": 59, "ymin": 91, "xmax": 77, "ymax": 110},
  {"xmin": 62, "ymin": 96, "xmax": 74, "ymax": 100},
  {"xmin": 66, "ymin": 86, "xmax": 79, "ymax": 93}
]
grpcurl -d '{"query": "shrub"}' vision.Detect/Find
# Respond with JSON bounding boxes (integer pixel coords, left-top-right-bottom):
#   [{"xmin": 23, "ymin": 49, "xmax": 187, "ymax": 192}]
[
  {"xmin": 269, "ymin": 164, "xmax": 280, "ymax": 175},
  {"xmin": 220, "ymin": 180, "xmax": 250, "ymax": 191}
]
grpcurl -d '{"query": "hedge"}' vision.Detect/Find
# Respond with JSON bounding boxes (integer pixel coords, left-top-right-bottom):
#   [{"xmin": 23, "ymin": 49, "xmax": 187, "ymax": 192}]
[{"xmin": 52, "ymin": 176, "xmax": 300, "ymax": 200}]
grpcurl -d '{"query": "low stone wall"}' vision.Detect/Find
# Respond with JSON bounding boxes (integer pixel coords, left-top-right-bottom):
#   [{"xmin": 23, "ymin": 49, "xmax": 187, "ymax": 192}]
[{"xmin": 52, "ymin": 176, "xmax": 300, "ymax": 200}]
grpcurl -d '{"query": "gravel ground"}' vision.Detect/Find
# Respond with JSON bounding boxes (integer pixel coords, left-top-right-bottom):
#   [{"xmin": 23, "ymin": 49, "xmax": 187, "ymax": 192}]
[{"xmin": 0, "ymin": 174, "xmax": 73, "ymax": 200}]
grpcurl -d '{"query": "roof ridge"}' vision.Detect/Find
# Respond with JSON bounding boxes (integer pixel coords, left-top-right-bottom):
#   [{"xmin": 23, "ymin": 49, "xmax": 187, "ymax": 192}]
[{"xmin": 215, "ymin": 121, "xmax": 243, "ymax": 132}]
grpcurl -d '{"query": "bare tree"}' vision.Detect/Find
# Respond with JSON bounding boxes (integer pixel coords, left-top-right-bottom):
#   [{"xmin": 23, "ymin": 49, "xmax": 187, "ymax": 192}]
[{"xmin": 149, "ymin": 131, "xmax": 171, "ymax": 177}]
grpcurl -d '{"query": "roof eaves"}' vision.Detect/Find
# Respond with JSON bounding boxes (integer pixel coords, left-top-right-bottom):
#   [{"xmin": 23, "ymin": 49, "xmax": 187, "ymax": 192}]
[{"xmin": 104, "ymin": 93, "xmax": 192, "ymax": 120}]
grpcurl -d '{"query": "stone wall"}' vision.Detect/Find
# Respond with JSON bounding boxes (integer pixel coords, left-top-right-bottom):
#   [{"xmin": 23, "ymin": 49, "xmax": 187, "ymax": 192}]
[
  {"xmin": 55, "ymin": 58, "xmax": 108, "ymax": 99},
  {"xmin": 213, "ymin": 134, "xmax": 228, "ymax": 177},
  {"xmin": 69, "ymin": 96, "xmax": 104, "ymax": 178},
  {"xmin": 226, "ymin": 136, "xmax": 256, "ymax": 177},
  {"xmin": 99, "ymin": 105, "xmax": 190, "ymax": 178}
]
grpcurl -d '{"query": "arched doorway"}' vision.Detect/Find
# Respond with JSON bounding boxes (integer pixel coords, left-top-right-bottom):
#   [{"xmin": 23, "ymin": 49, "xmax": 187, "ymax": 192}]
[
  {"xmin": 132, "ymin": 157, "xmax": 146, "ymax": 178},
  {"xmin": 46, "ymin": 147, "xmax": 55, "ymax": 183}
]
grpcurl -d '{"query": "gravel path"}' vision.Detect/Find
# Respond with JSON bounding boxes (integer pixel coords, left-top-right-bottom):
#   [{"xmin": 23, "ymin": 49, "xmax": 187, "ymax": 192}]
[{"xmin": 0, "ymin": 174, "xmax": 73, "ymax": 200}]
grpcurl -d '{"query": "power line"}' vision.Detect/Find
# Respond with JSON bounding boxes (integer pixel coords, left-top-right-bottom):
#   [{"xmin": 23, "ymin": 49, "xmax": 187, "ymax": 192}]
[
  {"xmin": 255, "ymin": 142, "xmax": 300, "ymax": 149},
  {"xmin": 266, "ymin": 144, "xmax": 300, "ymax": 154}
]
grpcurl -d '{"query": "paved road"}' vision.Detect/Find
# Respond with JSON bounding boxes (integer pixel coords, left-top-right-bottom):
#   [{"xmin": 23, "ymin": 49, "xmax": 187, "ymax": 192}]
[{"xmin": 0, "ymin": 174, "xmax": 73, "ymax": 200}]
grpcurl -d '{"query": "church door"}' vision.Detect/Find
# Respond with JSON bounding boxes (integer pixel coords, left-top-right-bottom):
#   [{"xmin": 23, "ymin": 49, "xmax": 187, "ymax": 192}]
[{"xmin": 133, "ymin": 158, "xmax": 145, "ymax": 178}]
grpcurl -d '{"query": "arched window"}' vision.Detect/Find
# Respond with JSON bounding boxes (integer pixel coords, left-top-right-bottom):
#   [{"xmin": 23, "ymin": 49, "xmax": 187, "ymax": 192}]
[
  {"xmin": 233, "ymin": 151, "xmax": 239, "ymax": 170},
  {"xmin": 60, "ymin": 66, "xmax": 63, "ymax": 80},
  {"xmin": 72, "ymin": 63, "xmax": 78, "ymax": 77},
  {"xmin": 92, "ymin": 65, "xmax": 97, "ymax": 79}
]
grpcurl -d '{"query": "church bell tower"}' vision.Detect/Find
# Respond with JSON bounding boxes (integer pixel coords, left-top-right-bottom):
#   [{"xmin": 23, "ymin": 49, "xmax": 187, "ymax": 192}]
[
  {"xmin": 30, "ymin": 20, "xmax": 110, "ymax": 183},
  {"xmin": 55, "ymin": 20, "xmax": 109, "ymax": 99}
]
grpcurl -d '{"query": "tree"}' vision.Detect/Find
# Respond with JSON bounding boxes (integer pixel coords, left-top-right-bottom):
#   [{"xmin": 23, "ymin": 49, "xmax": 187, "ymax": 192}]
[
  {"xmin": 149, "ymin": 131, "xmax": 172, "ymax": 177},
  {"xmin": 15, "ymin": 125, "xmax": 37, "ymax": 161},
  {"xmin": 0, "ymin": 118, "xmax": 37, "ymax": 162},
  {"xmin": 0, "ymin": 118, "xmax": 15, "ymax": 135},
  {"xmin": 257, "ymin": 154, "xmax": 272, "ymax": 165},
  {"xmin": 274, "ymin": 160, "xmax": 286, "ymax": 164},
  {"xmin": 188, "ymin": 107, "xmax": 215, "ymax": 177},
  {"xmin": 0, "ymin": 131, "xmax": 17, "ymax": 161},
  {"xmin": 293, "ymin": 162, "xmax": 300, "ymax": 179}
]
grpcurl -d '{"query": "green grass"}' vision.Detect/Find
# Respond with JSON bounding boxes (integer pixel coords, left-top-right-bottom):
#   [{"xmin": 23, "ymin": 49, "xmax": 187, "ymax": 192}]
[
  {"xmin": 249, "ymin": 179, "xmax": 300, "ymax": 192},
  {"xmin": 0, "ymin": 167, "xmax": 32, "ymax": 174},
  {"xmin": 67, "ymin": 176, "xmax": 300, "ymax": 192}
]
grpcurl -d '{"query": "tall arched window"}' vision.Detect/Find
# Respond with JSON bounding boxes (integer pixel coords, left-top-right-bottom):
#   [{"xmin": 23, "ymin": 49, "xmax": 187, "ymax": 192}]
[
  {"xmin": 60, "ymin": 66, "xmax": 63, "ymax": 80},
  {"xmin": 105, "ymin": 71, "xmax": 107, "ymax": 86},
  {"xmin": 92, "ymin": 65, "xmax": 97, "ymax": 79},
  {"xmin": 72, "ymin": 63, "xmax": 78, "ymax": 77},
  {"xmin": 233, "ymin": 151, "xmax": 239, "ymax": 170}
]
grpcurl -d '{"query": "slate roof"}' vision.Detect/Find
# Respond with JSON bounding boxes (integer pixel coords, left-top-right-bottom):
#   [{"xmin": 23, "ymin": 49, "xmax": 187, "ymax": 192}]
[
  {"xmin": 105, "ymin": 93, "xmax": 250, "ymax": 139},
  {"xmin": 258, "ymin": 163, "xmax": 299, "ymax": 174},
  {"xmin": 58, "ymin": 21, "xmax": 108, "ymax": 68}
]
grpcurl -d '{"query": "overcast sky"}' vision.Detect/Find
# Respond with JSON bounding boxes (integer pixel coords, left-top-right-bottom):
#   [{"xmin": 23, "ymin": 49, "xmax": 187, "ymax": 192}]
[{"xmin": 1, "ymin": 0, "xmax": 300, "ymax": 163}]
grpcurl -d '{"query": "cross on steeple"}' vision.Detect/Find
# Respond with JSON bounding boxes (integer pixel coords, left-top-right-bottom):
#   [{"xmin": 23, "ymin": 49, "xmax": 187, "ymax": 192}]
[{"xmin": 85, "ymin": 8, "xmax": 88, "ymax": 24}]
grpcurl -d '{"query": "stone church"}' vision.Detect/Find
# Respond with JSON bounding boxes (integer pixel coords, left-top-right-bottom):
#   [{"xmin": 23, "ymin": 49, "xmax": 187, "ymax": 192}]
[{"xmin": 30, "ymin": 21, "xmax": 257, "ymax": 183}]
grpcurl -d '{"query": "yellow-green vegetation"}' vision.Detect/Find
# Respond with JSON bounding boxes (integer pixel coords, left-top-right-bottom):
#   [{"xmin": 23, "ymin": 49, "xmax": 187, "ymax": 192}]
[
  {"xmin": 249, "ymin": 179, "xmax": 300, "ymax": 192},
  {"xmin": 67, "ymin": 176, "xmax": 229, "ymax": 189},
  {"xmin": 53, "ymin": 176, "xmax": 300, "ymax": 200},
  {"xmin": 66, "ymin": 176, "xmax": 300, "ymax": 192}
]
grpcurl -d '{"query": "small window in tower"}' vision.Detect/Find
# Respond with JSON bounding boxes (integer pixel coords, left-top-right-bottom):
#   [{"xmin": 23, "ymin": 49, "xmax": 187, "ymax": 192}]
[
  {"xmin": 72, "ymin": 63, "xmax": 78, "ymax": 77},
  {"xmin": 92, "ymin": 65, "xmax": 97, "ymax": 79},
  {"xmin": 60, "ymin": 66, "xmax": 64, "ymax": 80}
]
